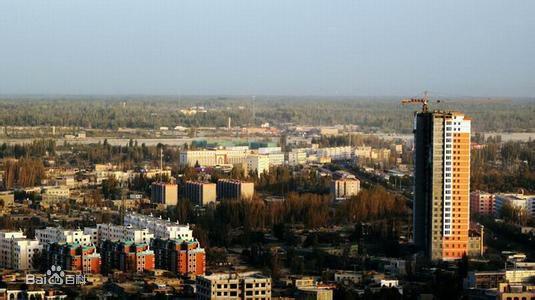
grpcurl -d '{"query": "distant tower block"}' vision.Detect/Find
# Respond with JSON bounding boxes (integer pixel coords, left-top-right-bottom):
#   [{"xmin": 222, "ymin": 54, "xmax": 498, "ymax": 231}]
[
  {"xmin": 228, "ymin": 117, "xmax": 232, "ymax": 131},
  {"xmin": 52, "ymin": 126, "xmax": 56, "ymax": 136}
]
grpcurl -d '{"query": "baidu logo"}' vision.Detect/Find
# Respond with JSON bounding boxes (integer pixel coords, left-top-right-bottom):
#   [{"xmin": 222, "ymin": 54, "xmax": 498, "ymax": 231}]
[{"xmin": 26, "ymin": 265, "xmax": 85, "ymax": 285}]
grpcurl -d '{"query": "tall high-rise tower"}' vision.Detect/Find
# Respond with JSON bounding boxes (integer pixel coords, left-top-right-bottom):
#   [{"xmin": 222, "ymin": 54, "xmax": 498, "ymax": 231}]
[{"xmin": 413, "ymin": 111, "xmax": 471, "ymax": 260}]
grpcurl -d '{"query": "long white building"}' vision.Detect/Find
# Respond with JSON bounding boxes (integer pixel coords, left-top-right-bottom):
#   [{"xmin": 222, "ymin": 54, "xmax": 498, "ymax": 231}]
[
  {"xmin": 495, "ymin": 193, "xmax": 535, "ymax": 218},
  {"xmin": 124, "ymin": 212, "xmax": 193, "ymax": 241},
  {"xmin": 0, "ymin": 231, "xmax": 42, "ymax": 271},
  {"xmin": 179, "ymin": 149, "xmax": 249, "ymax": 167},
  {"xmin": 92, "ymin": 224, "xmax": 154, "ymax": 244},
  {"xmin": 35, "ymin": 227, "xmax": 92, "ymax": 246},
  {"xmin": 315, "ymin": 146, "xmax": 353, "ymax": 161}
]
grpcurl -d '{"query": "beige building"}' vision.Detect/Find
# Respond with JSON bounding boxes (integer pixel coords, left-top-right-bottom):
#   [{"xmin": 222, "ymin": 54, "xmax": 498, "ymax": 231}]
[
  {"xmin": 330, "ymin": 178, "xmax": 360, "ymax": 201},
  {"xmin": 246, "ymin": 155, "xmax": 270, "ymax": 177},
  {"xmin": 183, "ymin": 181, "xmax": 217, "ymax": 206},
  {"xmin": 296, "ymin": 287, "xmax": 333, "ymax": 300},
  {"xmin": 151, "ymin": 182, "xmax": 178, "ymax": 206},
  {"xmin": 196, "ymin": 272, "xmax": 271, "ymax": 300},
  {"xmin": 288, "ymin": 149, "xmax": 307, "ymax": 166},
  {"xmin": 217, "ymin": 179, "xmax": 254, "ymax": 201},
  {"xmin": 355, "ymin": 146, "xmax": 372, "ymax": 159}
]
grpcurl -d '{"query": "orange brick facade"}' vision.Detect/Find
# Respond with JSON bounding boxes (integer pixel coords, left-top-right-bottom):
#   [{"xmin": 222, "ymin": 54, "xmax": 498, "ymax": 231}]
[{"xmin": 152, "ymin": 238, "xmax": 206, "ymax": 276}]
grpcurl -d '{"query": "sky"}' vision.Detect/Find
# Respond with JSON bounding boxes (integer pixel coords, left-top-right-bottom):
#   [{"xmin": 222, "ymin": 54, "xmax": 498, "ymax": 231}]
[{"xmin": 0, "ymin": 0, "xmax": 534, "ymax": 97}]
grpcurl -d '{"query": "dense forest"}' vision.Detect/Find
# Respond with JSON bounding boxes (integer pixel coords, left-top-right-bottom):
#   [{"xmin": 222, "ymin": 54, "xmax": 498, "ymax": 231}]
[{"xmin": 0, "ymin": 97, "xmax": 533, "ymax": 133}]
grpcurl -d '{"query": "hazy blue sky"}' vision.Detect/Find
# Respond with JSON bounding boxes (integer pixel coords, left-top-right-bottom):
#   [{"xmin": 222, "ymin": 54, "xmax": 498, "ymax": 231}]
[{"xmin": 0, "ymin": 0, "xmax": 534, "ymax": 97}]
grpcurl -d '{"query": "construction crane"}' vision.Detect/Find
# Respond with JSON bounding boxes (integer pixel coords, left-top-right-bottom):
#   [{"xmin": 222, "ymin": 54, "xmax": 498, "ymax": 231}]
[{"xmin": 401, "ymin": 91, "xmax": 440, "ymax": 113}]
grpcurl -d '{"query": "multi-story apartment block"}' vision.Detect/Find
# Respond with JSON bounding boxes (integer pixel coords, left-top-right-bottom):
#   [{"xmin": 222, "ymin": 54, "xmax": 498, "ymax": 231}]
[
  {"xmin": 151, "ymin": 182, "xmax": 178, "ymax": 206},
  {"xmin": 495, "ymin": 193, "xmax": 535, "ymax": 218},
  {"xmin": 470, "ymin": 191, "xmax": 495, "ymax": 215},
  {"xmin": 330, "ymin": 178, "xmax": 361, "ymax": 201},
  {"xmin": 196, "ymin": 272, "xmax": 272, "ymax": 300},
  {"xmin": 45, "ymin": 243, "xmax": 101, "ymax": 274},
  {"xmin": 355, "ymin": 146, "xmax": 372, "ymax": 159},
  {"xmin": 151, "ymin": 238, "xmax": 206, "ymax": 276},
  {"xmin": 93, "ymin": 224, "xmax": 154, "ymax": 245},
  {"xmin": 100, "ymin": 240, "xmax": 155, "ymax": 274},
  {"xmin": 246, "ymin": 155, "xmax": 270, "ymax": 177},
  {"xmin": 0, "ymin": 231, "xmax": 42, "ymax": 270},
  {"xmin": 316, "ymin": 146, "xmax": 353, "ymax": 161},
  {"xmin": 124, "ymin": 212, "xmax": 193, "ymax": 240},
  {"xmin": 413, "ymin": 111, "xmax": 471, "ymax": 260},
  {"xmin": 216, "ymin": 179, "xmax": 254, "ymax": 201},
  {"xmin": 183, "ymin": 181, "xmax": 217, "ymax": 206},
  {"xmin": 35, "ymin": 227, "xmax": 93, "ymax": 246},
  {"xmin": 288, "ymin": 149, "xmax": 307, "ymax": 166}
]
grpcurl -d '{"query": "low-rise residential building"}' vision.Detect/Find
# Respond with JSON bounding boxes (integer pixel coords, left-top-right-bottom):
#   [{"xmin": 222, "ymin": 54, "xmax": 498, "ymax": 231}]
[
  {"xmin": 246, "ymin": 155, "xmax": 270, "ymax": 177},
  {"xmin": 0, "ymin": 231, "xmax": 42, "ymax": 270},
  {"xmin": 124, "ymin": 212, "xmax": 193, "ymax": 240},
  {"xmin": 495, "ymin": 193, "xmax": 535, "ymax": 218},
  {"xmin": 151, "ymin": 238, "xmax": 206, "ymax": 276},
  {"xmin": 465, "ymin": 271, "xmax": 506, "ymax": 289},
  {"xmin": 355, "ymin": 146, "xmax": 372, "ymax": 159},
  {"xmin": 296, "ymin": 286, "xmax": 333, "ymax": 300},
  {"xmin": 470, "ymin": 191, "xmax": 495, "ymax": 215},
  {"xmin": 41, "ymin": 186, "xmax": 71, "ymax": 206},
  {"xmin": 183, "ymin": 181, "xmax": 217, "ymax": 206},
  {"xmin": 94, "ymin": 224, "xmax": 154, "ymax": 244},
  {"xmin": 496, "ymin": 282, "xmax": 535, "ymax": 300},
  {"xmin": 196, "ymin": 272, "xmax": 271, "ymax": 300},
  {"xmin": 216, "ymin": 179, "xmax": 254, "ymax": 201},
  {"xmin": 100, "ymin": 240, "xmax": 155, "ymax": 274},
  {"xmin": 288, "ymin": 149, "xmax": 307, "ymax": 166},
  {"xmin": 35, "ymin": 227, "xmax": 92, "ymax": 246},
  {"xmin": 330, "ymin": 178, "xmax": 360, "ymax": 201},
  {"xmin": 316, "ymin": 146, "xmax": 353, "ymax": 161},
  {"xmin": 45, "ymin": 243, "xmax": 101, "ymax": 274},
  {"xmin": 334, "ymin": 270, "xmax": 362, "ymax": 285}
]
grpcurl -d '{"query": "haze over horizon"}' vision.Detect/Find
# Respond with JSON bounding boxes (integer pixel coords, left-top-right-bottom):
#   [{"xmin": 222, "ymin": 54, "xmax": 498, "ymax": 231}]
[{"xmin": 1, "ymin": 0, "xmax": 534, "ymax": 97}]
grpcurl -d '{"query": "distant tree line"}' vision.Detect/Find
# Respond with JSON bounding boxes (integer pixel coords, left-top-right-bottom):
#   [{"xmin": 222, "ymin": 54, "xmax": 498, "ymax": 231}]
[{"xmin": 0, "ymin": 97, "xmax": 533, "ymax": 132}]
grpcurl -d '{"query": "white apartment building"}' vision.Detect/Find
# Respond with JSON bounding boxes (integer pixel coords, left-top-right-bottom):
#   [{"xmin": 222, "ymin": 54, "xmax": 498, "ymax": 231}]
[
  {"xmin": 246, "ymin": 155, "xmax": 270, "ymax": 177},
  {"xmin": 331, "ymin": 178, "xmax": 361, "ymax": 201},
  {"xmin": 93, "ymin": 224, "xmax": 154, "ymax": 244},
  {"xmin": 495, "ymin": 193, "xmax": 535, "ymax": 218},
  {"xmin": 124, "ymin": 212, "xmax": 193, "ymax": 240},
  {"xmin": 196, "ymin": 272, "xmax": 272, "ymax": 300},
  {"xmin": 35, "ymin": 227, "xmax": 92, "ymax": 246},
  {"xmin": 257, "ymin": 147, "xmax": 282, "ymax": 154},
  {"xmin": 0, "ymin": 231, "xmax": 42, "ymax": 271},
  {"xmin": 266, "ymin": 152, "xmax": 285, "ymax": 166},
  {"xmin": 316, "ymin": 146, "xmax": 353, "ymax": 161},
  {"xmin": 83, "ymin": 227, "xmax": 99, "ymax": 245},
  {"xmin": 288, "ymin": 149, "xmax": 307, "ymax": 166}
]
